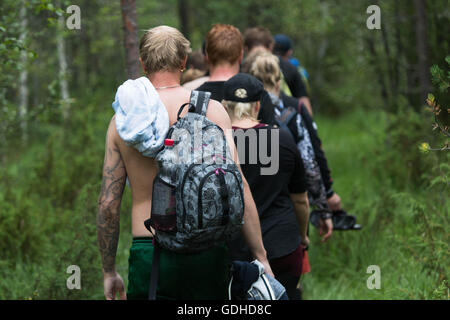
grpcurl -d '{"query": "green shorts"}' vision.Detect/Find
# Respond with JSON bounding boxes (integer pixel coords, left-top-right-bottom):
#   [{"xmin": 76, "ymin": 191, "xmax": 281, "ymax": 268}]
[{"xmin": 127, "ymin": 237, "xmax": 230, "ymax": 300}]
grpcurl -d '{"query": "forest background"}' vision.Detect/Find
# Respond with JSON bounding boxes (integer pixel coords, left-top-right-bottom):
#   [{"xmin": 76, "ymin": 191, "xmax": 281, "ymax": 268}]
[{"xmin": 0, "ymin": 0, "xmax": 448, "ymax": 299}]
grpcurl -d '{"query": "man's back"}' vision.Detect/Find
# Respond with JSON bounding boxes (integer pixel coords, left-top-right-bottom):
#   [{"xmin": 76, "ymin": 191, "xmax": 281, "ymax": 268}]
[
  {"xmin": 108, "ymin": 87, "xmax": 234, "ymax": 237},
  {"xmin": 98, "ymin": 25, "xmax": 272, "ymax": 300}
]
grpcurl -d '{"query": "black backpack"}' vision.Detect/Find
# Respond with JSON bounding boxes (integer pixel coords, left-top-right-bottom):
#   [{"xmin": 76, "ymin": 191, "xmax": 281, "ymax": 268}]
[{"xmin": 274, "ymin": 97, "xmax": 304, "ymax": 143}]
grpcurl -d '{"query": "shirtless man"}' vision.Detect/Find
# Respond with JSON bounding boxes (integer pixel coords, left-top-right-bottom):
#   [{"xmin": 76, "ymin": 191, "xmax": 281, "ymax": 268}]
[{"xmin": 97, "ymin": 25, "xmax": 273, "ymax": 300}]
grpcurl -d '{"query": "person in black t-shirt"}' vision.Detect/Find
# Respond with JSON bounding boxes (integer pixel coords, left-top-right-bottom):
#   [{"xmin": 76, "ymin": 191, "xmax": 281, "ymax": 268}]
[
  {"xmin": 196, "ymin": 24, "xmax": 243, "ymax": 101},
  {"xmin": 273, "ymin": 34, "xmax": 308, "ymax": 97},
  {"xmin": 196, "ymin": 24, "xmax": 277, "ymax": 126},
  {"xmin": 223, "ymin": 73, "xmax": 310, "ymax": 300},
  {"xmin": 248, "ymin": 51, "xmax": 344, "ymax": 242}
]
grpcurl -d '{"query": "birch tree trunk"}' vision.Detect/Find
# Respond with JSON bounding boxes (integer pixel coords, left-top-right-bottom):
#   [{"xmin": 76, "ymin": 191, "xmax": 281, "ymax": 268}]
[
  {"xmin": 57, "ymin": 14, "xmax": 70, "ymax": 119},
  {"xmin": 19, "ymin": 4, "xmax": 28, "ymax": 139},
  {"xmin": 120, "ymin": 0, "xmax": 140, "ymax": 79}
]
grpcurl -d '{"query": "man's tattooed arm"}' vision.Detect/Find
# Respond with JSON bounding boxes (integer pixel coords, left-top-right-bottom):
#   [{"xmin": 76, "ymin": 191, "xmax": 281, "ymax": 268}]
[{"xmin": 97, "ymin": 125, "xmax": 127, "ymax": 275}]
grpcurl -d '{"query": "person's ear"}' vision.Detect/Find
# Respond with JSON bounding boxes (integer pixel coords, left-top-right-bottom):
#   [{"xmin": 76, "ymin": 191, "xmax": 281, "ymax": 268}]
[
  {"xmin": 269, "ymin": 42, "xmax": 274, "ymax": 52},
  {"xmin": 275, "ymin": 79, "xmax": 281, "ymax": 93},
  {"xmin": 181, "ymin": 55, "xmax": 188, "ymax": 71},
  {"xmin": 139, "ymin": 57, "xmax": 146, "ymax": 74},
  {"xmin": 254, "ymin": 101, "xmax": 261, "ymax": 117},
  {"xmin": 238, "ymin": 49, "xmax": 244, "ymax": 64},
  {"xmin": 287, "ymin": 49, "xmax": 293, "ymax": 58}
]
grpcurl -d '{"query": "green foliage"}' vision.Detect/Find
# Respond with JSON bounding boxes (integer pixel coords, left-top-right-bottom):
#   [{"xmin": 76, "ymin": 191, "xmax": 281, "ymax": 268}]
[
  {"xmin": 383, "ymin": 105, "xmax": 438, "ymax": 187},
  {"xmin": 427, "ymin": 56, "xmax": 449, "ymax": 149},
  {"xmin": 303, "ymin": 110, "xmax": 449, "ymax": 300},
  {"xmin": 1, "ymin": 0, "xmax": 448, "ymax": 300},
  {"xmin": 430, "ymin": 64, "xmax": 449, "ymax": 93},
  {"xmin": 0, "ymin": 88, "xmax": 133, "ymax": 299}
]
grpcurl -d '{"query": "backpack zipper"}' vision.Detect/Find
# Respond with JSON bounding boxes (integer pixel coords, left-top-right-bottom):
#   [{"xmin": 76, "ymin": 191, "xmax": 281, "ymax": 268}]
[
  {"xmin": 180, "ymin": 163, "xmax": 201, "ymax": 228},
  {"xmin": 197, "ymin": 168, "xmax": 243, "ymax": 229}
]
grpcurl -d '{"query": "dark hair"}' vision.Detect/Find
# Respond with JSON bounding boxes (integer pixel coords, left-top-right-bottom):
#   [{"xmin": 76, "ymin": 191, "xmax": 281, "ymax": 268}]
[
  {"xmin": 187, "ymin": 49, "xmax": 207, "ymax": 71},
  {"xmin": 243, "ymin": 27, "xmax": 274, "ymax": 51}
]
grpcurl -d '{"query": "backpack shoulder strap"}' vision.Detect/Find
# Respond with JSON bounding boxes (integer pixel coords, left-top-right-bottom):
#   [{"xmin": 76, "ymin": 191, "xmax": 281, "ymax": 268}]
[
  {"xmin": 279, "ymin": 107, "xmax": 298, "ymax": 127},
  {"xmin": 275, "ymin": 107, "xmax": 298, "ymax": 143},
  {"xmin": 297, "ymin": 99, "xmax": 303, "ymax": 113},
  {"xmin": 189, "ymin": 90, "xmax": 211, "ymax": 116}
]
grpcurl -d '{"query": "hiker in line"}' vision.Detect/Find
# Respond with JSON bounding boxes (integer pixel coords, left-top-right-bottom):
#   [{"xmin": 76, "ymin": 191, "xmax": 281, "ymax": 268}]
[
  {"xmin": 272, "ymin": 37, "xmax": 343, "ymax": 212},
  {"xmin": 196, "ymin": 23, "xmax": 276, "ymax": 126},
  {"xmin": 273, "ymin": 34, "xmax": 311, "ymax": 98},
  {"xmin": 242, "ymin": 27, "xmax": 313, "ymax": 116},
  {"xmin": 97, "ymin": 25, "xmax": 273, "ymax": 300},
  {"xmin": 273, "ymin": 34, "xmax": 362, "ymax": 227},
  {"xmin": 245, "ymin": 51, "xmax": 333, "ymax": 242},
  {"xmin": 196, "ymin": 24, "xmax": 244, "ymax": 101},
  {"xmin": 223, "ymin": 73, "xmax": 310, "ymax": 300}
]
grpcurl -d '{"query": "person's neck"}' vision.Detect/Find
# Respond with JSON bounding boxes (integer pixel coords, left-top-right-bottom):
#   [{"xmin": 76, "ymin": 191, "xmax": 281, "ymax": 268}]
[
  {"xmin": 148, "ymin": 71, "xmax": 181, "ymax": 88},
  {"xmin": 231, "ymin": 117, "xmax": 260, "ymax": 129},
  {"xmin": 208, "ymin": 63, "xmax": 240, "ymax": 82},
  {"xmin": 266, "ymin": 87, "xmax": 280, "ymax": 97}
]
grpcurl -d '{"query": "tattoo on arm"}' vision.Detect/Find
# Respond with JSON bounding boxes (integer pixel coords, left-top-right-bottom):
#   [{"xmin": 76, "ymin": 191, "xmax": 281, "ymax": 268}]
[{"xmin": 97, "ymin": 135, "xmax": 127, "ymax": 274}]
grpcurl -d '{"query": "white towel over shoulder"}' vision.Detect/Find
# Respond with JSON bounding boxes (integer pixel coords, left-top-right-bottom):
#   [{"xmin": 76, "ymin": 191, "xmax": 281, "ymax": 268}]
[{"xmin": 112, "ymin": 76, "xmax": 169, "ymax": 157}]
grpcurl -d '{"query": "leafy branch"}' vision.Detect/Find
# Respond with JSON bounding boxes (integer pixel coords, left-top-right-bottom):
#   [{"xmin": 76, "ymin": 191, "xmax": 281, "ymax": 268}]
[{"xmin": 420, "ymin": 56, "xmax": 449, "ymax": 152}]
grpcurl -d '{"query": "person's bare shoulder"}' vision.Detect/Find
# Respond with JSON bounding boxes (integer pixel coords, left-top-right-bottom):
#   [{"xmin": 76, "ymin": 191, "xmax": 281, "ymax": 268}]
[
  {"xmin": 106, "ymin": 116, "xmax": 124, "ymax": 149},
  {"xmin": 106, "ymin": 116, "xmax": 117, "ymax": 138},
  {"xmin": 206, "ymin": 99, "xmax": 238, "ymax": 163},
  {"xmin": 206, "ymin": 99, "xmax": 232, "ymax": 131}
]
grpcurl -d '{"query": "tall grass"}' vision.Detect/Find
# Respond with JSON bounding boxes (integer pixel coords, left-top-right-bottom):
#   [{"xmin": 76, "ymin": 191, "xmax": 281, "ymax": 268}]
[{"xmin": 302, "ymin": 109, "xmax": 449, "ymax": 300}]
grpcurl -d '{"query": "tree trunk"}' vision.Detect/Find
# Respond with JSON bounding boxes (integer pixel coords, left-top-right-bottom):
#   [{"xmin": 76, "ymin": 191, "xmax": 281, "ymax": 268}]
[
  {"xmin": 120, "ymin": 0, "xmax": 140, "ymax": 79},
  {"xmin": 393, "ymin": 0, "xmax": 403, "ymax": 100},
  {"xmin": 413, "ymin": 0, "xmax": 431, "ymax": 105},
  {"xmin": 365, "ymin": 36, "xmax": 389, "ymax": 109},
  {"xmin": 57, "ymin": 14, "xmax": 70, "ymax": 119},
  {"xmin": 380, "ymin": 21, "xmax": 395, "ymax": 98},
  {"xmin": 178, "ymin": 0, "xmax": 190, "ymax": 39},
  {"xmin": 19, "ymin": 4, "xmax": 28, "ymax": 138}
]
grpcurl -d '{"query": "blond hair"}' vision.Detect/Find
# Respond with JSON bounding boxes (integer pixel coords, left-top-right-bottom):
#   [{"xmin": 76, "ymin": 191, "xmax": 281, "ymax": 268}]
[
  {"xmin": 248, "ymin": 52, "xmax": 281, "ymax": 92},
  {"xmin": 222, "ymin": 100, "xmax": 259, "ymax": 122},
  {"xmin": 139, "ymin": 26, "xmax": 191, "ymax": 74}
]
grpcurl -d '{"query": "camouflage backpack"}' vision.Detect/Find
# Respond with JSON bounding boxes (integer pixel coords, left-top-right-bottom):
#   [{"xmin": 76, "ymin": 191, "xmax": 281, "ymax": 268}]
[{"xmin": 144, "ymin": 90, "xmax": 245, "ymax": 253}]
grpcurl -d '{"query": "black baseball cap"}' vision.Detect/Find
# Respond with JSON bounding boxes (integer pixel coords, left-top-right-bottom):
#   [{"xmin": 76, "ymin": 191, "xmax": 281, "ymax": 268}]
[{"xmin": 223, "ymin": 73, "xmax": 264, "ymax": 103}]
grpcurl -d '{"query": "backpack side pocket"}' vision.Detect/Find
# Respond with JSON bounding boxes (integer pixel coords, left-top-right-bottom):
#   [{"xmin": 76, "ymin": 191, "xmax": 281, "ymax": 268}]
[{"xmin": 149, "ymin": 174, "xmax": 177, "ymax": 233}]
